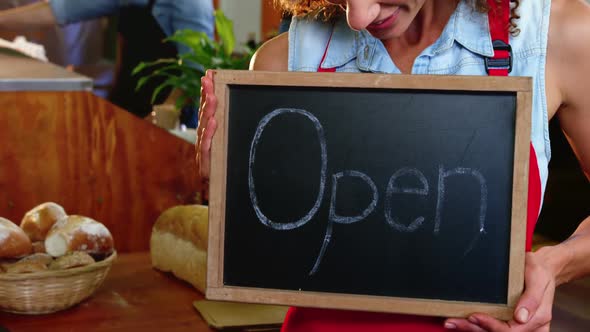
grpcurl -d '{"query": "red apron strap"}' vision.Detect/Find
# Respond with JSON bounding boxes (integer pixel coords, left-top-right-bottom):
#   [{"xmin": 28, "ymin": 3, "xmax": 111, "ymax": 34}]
[
  {"xmin": 486, "ymin": 0, "xmax": 512, "ymax": 76},
  {"xmin": 487, "ymin": 0, "xmax": 540, "ymax": 251},
  {"xmin": 318, "ymin": 25, "xmax": 337, "ymax": 72}
]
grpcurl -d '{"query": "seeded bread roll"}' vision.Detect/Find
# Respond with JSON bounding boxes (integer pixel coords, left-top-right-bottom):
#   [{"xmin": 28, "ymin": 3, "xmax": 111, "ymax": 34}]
[
  {"xmin": 150, "ymin": 205, "xmax": 208, "ymax": 293},
  {"xmin": 0, "ymin": 217, "xmax": 32, "ymax": 258},
  {"xmin": 49, "ymin": 252, "xmax": 95, "ymax": 270},
  {"xmin": 0, "ymin": 259, "xmax": 18, "ymax": 273},
  {"xmin": 4, "ymin": 260, "xmax": 47, "ymax": 273},
  {"xmin": 20, "ymin": 202, "xmax": 67, "ymax": 242},
  {"xmin": 2, "ymin": 253, "xmax": 54, "ymax": 274},
  {"xmin": 20, "ymin": 253, "xmax": 53, "ymax": 265},
  {"xmin": 45, "ymin": 215, "xmax": 114, "ymax": 257}
]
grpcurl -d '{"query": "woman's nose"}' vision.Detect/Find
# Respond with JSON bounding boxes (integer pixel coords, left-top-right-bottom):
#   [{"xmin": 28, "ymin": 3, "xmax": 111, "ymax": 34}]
[{"xmin": 346, "ymin": 1, "xmax": 380, "ymax": 31}]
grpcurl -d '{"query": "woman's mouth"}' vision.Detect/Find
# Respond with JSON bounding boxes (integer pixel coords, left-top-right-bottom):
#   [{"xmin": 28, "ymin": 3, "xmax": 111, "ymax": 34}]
[{"xmin": 367, "ymin": 7, "xmax": 401, "ymax": 33}]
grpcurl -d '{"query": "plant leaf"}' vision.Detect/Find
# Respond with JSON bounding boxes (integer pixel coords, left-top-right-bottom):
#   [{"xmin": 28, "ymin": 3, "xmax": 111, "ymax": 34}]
[
  {"xmin": 215, "ymin": 10, "xmax": 235, "ymax": 56},
  {"xmin": 166, "ymin": 30, "xmax": 211, "ymax": 51},
  {"xmin": 133, "ymin": 10, "xmax": 257, "ymax": 111},
  {"xmin": 132, "ymin": 58, "xmax": 177, "ymax": 75},
  {"xmin": 150, "ymin": 80, "xmax": 177, "ymax": 104}
]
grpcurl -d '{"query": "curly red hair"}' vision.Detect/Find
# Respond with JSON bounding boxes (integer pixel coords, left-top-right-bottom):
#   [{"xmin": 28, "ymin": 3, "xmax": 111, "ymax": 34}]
[{"xmin": 276, "ymin": 0, "xmax": 521, "ymax": 35}]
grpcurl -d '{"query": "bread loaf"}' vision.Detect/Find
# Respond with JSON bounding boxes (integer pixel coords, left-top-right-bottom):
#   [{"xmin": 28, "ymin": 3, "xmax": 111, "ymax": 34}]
[
  {"xmin": 20, "ymin": 202, "xmax": 67, "ymax": 242},
  {"xmin": 45, "ymin": 215, "xmax": 114, "ymax": 257},
  {"xmin": 0, "ymin": 217, "xmax": 32, "ymax": 258},
  {"xmin": 150, "ymin": 205, "xmax": 208, "ymax": 293}
]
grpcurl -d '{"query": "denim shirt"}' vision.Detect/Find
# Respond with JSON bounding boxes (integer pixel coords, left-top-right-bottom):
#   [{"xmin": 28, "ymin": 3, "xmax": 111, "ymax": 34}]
[
  {"xmin": 289, "ymin": 0, "xmax": 551, "ymax": 200},
  {"xmin": 49, "ymin": 0, "xmax": 214, "ymax": 56}
]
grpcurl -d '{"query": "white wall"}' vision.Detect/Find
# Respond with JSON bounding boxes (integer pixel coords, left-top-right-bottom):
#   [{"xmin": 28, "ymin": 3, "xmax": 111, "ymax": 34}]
[{"xmin": 219, "ymin": 0, "xmax": 261, "ymax": 51}]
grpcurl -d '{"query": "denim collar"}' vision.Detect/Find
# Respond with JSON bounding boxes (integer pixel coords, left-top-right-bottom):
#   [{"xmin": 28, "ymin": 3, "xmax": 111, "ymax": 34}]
[{"xmin": 318, "ymin": 0, "xmax": 495, "ymax": 72}]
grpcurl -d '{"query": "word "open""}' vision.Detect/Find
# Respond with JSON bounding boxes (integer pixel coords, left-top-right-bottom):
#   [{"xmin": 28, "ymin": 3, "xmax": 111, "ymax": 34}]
[{"xmin": 248, "ymin": 109, "xmax": 488, "ymax": 276}]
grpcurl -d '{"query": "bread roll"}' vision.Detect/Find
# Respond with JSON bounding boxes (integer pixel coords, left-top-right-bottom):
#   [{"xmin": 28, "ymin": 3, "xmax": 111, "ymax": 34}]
[
  {"xmin": 150, "ymin": 205, "xmax": 208, "ymax": 293},
  {"xmin": 20, "ymin": 202, "xmax": 67, "ymax": 242},
  {"xmin": 49, "ymin": 252, "xmax": 95, "ymax": 270},
  {"xmin": 0, "ymin": 259, "xmax": 17, "ymax": 273},
  {"xmin": 20, "ymin": 253, "xmax": 53, "ymax": 266},
  {"xmin": 45, "ymin": 215, "xmax": 114, "ymax": 257},
  {"xmin": 0, "ymin": 217, "xmax": 32, "ymax": 258},
  {"xmin": 4, "ymin": 260, "xmax": 47, "ymax": 273},
  {"xmin": 32, "ymin": 241, "xmax": 46, "ymax": 254},
  {"xmin": 3, "ymin": 253, "xmax": 54, "ymax": 273}
]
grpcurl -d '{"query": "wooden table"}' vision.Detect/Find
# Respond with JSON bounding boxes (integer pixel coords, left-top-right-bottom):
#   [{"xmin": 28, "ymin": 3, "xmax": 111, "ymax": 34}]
[
  {"xmin": 1, "ymin": 252, "xmax": 588, "ymax": 331},
  {"xmin": 551, "ymin": 276, "xmax": 590, "ymax": 332},
  {"xmin": 0, "ymin": 252, "xmax": 215, "ymax": 332}
]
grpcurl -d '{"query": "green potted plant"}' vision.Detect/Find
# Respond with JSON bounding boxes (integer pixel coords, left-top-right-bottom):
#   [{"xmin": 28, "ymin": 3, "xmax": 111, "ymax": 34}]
[{"xmin": 133, "ymin": 10, "xmax": 256, "ymax": 127}]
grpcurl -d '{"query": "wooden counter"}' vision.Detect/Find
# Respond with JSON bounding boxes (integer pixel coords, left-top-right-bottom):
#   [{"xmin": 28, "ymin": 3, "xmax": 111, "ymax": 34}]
[
  {"xmin": 0, "ymin": 252, "xmax": 215, "ymax": 332},
  {"xmin": 0, "ymin": 51, "xmax": 92, "ymax": 91},
  {"xmin": 1, "ymin": 252, "xmax": 588, "ymax": 331}
]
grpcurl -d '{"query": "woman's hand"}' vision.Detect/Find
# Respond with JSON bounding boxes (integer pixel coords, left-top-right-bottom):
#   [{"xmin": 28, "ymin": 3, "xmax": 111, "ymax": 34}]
[
  {"xmin": 444, "ymin": 250, "xmax": 559, "ymax": 331},
  {"xmin": 196, "ymin": 70, "xmax": 218, "ymax": 182}
]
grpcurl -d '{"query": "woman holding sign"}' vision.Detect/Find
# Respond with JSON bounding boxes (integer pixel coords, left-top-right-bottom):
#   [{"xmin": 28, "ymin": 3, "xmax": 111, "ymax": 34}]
[{"xmin": 197, "ymin": 0, "xmax": 590, "ymax": 331}]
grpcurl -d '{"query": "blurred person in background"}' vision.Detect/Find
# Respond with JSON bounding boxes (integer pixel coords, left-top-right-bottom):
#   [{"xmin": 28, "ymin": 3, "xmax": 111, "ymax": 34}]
[
  {"xmin": 0, "ymin": 1, "xmax": 109, "ymax": 96},
  {"xmin": 0, "ymin": 0, "xmax": 214, "ymax": 117}
]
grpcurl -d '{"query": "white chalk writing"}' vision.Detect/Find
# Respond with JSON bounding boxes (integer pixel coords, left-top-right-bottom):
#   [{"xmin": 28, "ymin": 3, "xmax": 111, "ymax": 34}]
[
  {"xmin": 385, "ymin": 168, "xmax": 429, "ymax": 232},
  {"xmin": 248, "ymin": 109, "xmax": 490, "ymax": 274},
  {"xmin": 248, "ymin": 108, "xmax": 327, "ymax": 230}
]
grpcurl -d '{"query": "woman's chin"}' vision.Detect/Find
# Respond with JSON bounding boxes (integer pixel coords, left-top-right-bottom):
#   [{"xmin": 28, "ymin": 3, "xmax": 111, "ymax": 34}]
[{"xmin": 366, "ymin": 28, "xmax": 402, "ymax": 41}]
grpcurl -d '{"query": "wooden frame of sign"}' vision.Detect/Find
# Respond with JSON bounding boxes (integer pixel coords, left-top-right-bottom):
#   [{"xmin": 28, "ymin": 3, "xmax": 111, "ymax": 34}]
[{"xmin": 207, "ymin": 70, "xmax": 532, "ymax": 320}]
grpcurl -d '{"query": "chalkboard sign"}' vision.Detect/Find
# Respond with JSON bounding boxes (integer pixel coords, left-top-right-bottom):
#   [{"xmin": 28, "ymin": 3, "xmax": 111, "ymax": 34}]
[{"xmin": 207, "ymin": 70, "xmax": 532, "ymax": 319}]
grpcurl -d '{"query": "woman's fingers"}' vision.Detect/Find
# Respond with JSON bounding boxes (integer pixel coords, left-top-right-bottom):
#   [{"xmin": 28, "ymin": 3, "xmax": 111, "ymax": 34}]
[
  {"xmin": 466, "ymin": 271, "xmax": 555, "ymax": 332},
  {"xmin": 468, "ymin": 314, "xmax": 514, "ymax": 331},
  {"xmin": 199, "ymin": 70, "xmax": 215, "ymax": 108},
  {"xmin": 198, "ymin": 73, "xmax": 215, "ymax": 140},
  {"xmin": 196, "ymin": 70, "xmax": 218, "ymax": 179},
  {"xmin": 199, "ymin": 117, "xmax": 217, "ymax": 179},
  {"xmin": 514, "ymin": 253, "xmax": 552, "ymax": 324},
  {"xmin": 198, "ymin": 92, "xmax": 217, "ymax": 147},
  {"xmin": 443, "ymin": 318, "xmax": 488, "ymax": 332}
]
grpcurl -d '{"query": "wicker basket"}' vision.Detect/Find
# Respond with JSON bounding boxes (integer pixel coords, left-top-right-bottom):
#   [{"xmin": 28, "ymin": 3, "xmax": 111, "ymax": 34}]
[{"xmin": 0, "ymin": 251, "xmax": 117, "ymax": 314}]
